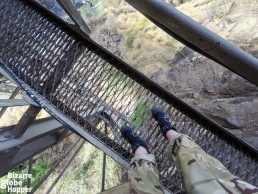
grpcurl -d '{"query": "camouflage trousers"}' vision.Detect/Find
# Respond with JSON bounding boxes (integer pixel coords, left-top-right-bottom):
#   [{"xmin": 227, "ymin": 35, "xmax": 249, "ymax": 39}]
[
  {"xmin": 99, "ymin": 154, "xmax": 163, "ymax": 194},
  {"xmin": 100, "ymin": 134, "xmax": 258, "ymax": 194}
]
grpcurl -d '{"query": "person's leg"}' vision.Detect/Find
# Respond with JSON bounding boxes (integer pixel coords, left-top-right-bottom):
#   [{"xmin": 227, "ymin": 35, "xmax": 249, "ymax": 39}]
[
  {"xmin": 152, "ymin": 107, "xmax": 258, "ymax": 194},
  {"xmin": 120, "ymin": 126, "xmax": 164, "ymax": 194}
]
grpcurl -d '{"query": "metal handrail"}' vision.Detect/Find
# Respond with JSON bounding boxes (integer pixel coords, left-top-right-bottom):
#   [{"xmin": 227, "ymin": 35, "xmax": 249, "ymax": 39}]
[{"xmin": 125, "ymin": 0, "xmax": 258, "ymax": 86}]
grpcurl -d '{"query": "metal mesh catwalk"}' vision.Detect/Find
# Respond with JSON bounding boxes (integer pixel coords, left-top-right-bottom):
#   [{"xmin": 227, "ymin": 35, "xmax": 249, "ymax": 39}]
[{"xmin": 0, "ymin": 0, "xmax": 257, "ymax": 193}]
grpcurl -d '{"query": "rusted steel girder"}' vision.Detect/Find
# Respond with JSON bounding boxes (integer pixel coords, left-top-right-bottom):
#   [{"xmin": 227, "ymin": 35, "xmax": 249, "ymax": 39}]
[{"xmin": 125, "ymin": 0, "xmax": 258, "ymax": 86}]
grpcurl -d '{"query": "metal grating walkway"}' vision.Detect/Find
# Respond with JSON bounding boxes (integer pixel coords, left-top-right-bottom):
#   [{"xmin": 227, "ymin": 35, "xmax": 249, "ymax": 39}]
[{"xmin": 0, "ymin": 0, "xmax": 257, "ymax": 193}]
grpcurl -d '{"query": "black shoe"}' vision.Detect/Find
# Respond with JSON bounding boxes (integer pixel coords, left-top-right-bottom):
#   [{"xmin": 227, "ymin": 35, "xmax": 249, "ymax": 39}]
[
  {"xmin": 152, "ymin": 107, "xmax": 176, "ymax": 138},
  {"xmin": 120, "ymin": 126, "xmax": 149, "ymax": 154}
]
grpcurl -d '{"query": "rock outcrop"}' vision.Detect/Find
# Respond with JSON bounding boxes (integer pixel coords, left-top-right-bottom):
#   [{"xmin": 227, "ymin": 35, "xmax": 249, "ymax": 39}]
[{"xmin": 152, "ymin": 49, "xmax": 258, "ymax": 149}]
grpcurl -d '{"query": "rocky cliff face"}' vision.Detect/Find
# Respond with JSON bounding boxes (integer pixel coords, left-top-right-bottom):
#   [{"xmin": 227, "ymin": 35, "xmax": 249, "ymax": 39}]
[
  {"xmin": 151, "ymin": 0, "xmax": 258, "ymax": 149},
  {"xmin": 152, "ymin": 48, "xmax": 258, "ymax": 149}
]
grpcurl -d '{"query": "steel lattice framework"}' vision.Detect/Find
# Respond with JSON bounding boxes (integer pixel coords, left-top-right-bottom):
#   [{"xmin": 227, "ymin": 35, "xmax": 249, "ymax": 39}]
[{"xmin": 0, "ymin": 0, "xmax": 257, "ymax": 193}]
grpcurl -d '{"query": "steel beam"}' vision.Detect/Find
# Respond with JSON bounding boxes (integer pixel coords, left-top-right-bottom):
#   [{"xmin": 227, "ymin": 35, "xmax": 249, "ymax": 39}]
[
  {"xmin": 0, "ymin": 66, "xmax": 20, "ymax": 86},
  {"xmin": 0, "ymin": 67, "xmax": 37, "ymax": 107},
  {"xmin": 101, "ymin": 124, "xmax": 108, "ymax": 192},
  {"xmin": 22, "ymin": 91, "xmax": 40, "ymax": 106},
  {"xmin": 10, "ymin": 105, "xmax": 42, "ymax": 138},
  {"xmin": 56, "ymin": 128, "xmax": 70, "ymax": 144},
  {"xmin": 0, "ymin": 99, "xmax": 31, "ymax": 107},
  {"xmin": 0, "ymin": 118, "xmax": 62, "ymax": 151},
  {"xmin": 0, "ymin": 83, "xmax": 17, "ymax": 93},
  {"xmin": 0, "ymin": 134, "xmax": 62, "ymax": 176},
  {"xmin": 0, "ymin": 87, "xmax": 19, "ymax": 118},
  {"xmin": 26, "ymin": 158, "xmax": 33, "ymax": 193},
  {"xmin": 56, "ymin": 0, "xmax": 91, "ymax": 35},
  {"xmin": 125, "ymin": 0, "xmax": 258, "ymax": 86},
  {"xmin": 0, "ymin": 118, "xmax": 66, "ymax": 176}
]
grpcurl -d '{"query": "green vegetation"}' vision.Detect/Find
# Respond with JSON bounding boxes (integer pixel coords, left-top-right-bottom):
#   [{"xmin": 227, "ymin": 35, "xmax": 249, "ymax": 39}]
[
  {"xmin": 129, "ymin": 100, "xmax": 148, "ymax": 126},
  {"xmin": 82, "ymin": 156, "xmax": 96, "ymax": 175},
  {"xmin": 31, "ymin": 159, "xmax": 51, "ymax": 188},
  {"xmin": 78, "ymin": 0, "xmax": 178, "ymax": 76},
  {"xmin": 136, "ymin": 18, "xmax": 149, "ymax": 30},
  {"xmin": 125, "ymin": 33, "xmax": 134, "ymax": 48},
  {"xmin": 50, "ymin": 143, "xmax": 123, "ymax": 193},
  {"xmin": 80, "ymin": 2, "xmax": 102, "ymax": 19},
  {"xmin": 182, "ymin": 0, "xmax": 192, "ymax": 3},
  {"xmin": 0, "ymin": 175, "xmax": 9, "ymax": 194},
  {"xmin": 0, "ymin": 158, "xmax": 51, "ymax": 193},
  {"xmin": 128, "ymin": 100, "xmax": 158, "ymax": 127}
]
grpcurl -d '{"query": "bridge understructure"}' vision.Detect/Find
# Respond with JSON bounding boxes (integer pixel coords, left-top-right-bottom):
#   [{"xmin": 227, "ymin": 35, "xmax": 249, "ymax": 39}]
[{"xmin": 0, "ymin": 0, "xmax": 257, "ymax": 193}]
